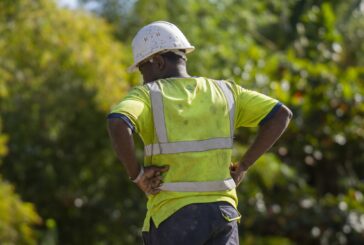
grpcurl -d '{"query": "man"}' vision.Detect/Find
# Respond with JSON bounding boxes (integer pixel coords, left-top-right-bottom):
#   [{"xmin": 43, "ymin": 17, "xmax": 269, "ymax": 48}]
[{"xmin": 107, "ymin": 21, "xmax": 292, "ymax": 245}]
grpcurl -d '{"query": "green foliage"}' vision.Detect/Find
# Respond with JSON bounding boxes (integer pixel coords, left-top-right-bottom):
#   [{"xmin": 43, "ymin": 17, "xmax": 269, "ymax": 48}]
[
  {"xmin": 0, "ymin": 178, "xmax": 41, "ymax": 244},
  {"xmin": 0, "ymin": 0, "xmax": 363, "ymax": 244},
  {"xmin": 0, "ymin": 0, "xmax": 141, "ymax": 244},
  {"xmin": 234, "ymin": 152, "xmax": 364, "ymax": 244},
  {"xmin": 91, "ymin": 0, "xmax": 364, "ymax": 243}
]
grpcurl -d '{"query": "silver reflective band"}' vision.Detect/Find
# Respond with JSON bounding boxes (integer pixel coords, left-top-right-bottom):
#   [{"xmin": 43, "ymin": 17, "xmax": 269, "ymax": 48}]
[
  {"xmin": 145, "ymin": 137, "xmax": 233, "ymax": 156},
  {"xmin": 160, "ymin": 178, "xmax": 236, "ymax": 192},
  {"xmin": 215, "ymin": 80, "xmax": 235, "ymax": 138},
  {"xmin": 145, "ymin": 80, "xmax": 235, "ymax": 156},
  {"xmin": 147, "ymin": 82, "xmax": 168, "ymax": 143}
]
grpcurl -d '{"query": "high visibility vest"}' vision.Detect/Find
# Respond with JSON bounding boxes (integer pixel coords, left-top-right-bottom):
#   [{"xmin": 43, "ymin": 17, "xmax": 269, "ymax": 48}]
[{"xmin": 145, "ymin": 80, "xmax": 236, "ymax": 192}]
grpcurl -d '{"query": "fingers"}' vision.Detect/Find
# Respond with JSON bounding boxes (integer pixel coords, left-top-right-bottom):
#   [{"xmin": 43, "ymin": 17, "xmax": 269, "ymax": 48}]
[
  {"xmin": 138, "ymin": 174, "xmax": 164, "ymax": 196},
  {"xmin": 230, "ymin": 162, "xmax": 238, "ymax": 171},
  {"xmin": 147, "ymin": 187, "xmax": 161, "ymax": 195},
  {"xmin": 229, "ymin": 163, "xmax": 244, "ymax": 186},
  {"xmin": 150, "ymin": 176, "xmax": 163, "ymax": 188},
  {"xmin": 139, "ymin": 183, "xmax": 162, "ymax": 196},
  {"xmin": 231, "ymin": 169, "xmax": 247, "ymax": 186},
  {"xmin": 145, "ymin": 179, "xmax": 163, "ymax": 195},
  {"xmin": 144, "ymin": 165, "xmax": 169, "ymax": 178},
  {"xmin": 159, "ymin": 165, "xmax": 169, "ymax": 173},
  {"xmin": 147, "ymin": 176, "xmax": 164, "ymax": 195},
  {"xmin": 138, "ymin": 165, "xmax": 168, "ymax": 195}
]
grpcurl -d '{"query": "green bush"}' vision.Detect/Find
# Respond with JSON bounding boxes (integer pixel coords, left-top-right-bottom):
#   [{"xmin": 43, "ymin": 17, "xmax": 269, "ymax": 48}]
[{"xmin": 0, "ymin": 178, "xmax": 40, "ymax": 244}]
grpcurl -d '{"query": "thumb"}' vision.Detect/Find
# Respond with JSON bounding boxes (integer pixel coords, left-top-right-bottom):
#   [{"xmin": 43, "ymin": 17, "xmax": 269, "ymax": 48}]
[
  {"xmin": 144, "ymin": 166, "xmax": 169, "ymax": 177},
  {"xmin": 154, "ymin": 166, "xmax": 169, "ymax": 176},
  {"xmin": 159, "ymin": 165, "xmax": 169, "ymax": 173}
]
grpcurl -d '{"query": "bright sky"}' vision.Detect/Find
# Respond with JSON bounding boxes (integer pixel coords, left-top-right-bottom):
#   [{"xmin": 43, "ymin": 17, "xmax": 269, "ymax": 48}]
[
  {"xmin": 57, "ymin": 0, "xmax": 101, "ymax": 11},
  {"xmin": 57, "ymin": 0, "xmax": 79, "ymax": 9}
]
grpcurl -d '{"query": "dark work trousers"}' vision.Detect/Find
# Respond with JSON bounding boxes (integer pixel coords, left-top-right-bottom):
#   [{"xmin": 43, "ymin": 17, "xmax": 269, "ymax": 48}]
[{"xmin": 142, "ymin": 202, "xmax": 240, "ymax": 245}]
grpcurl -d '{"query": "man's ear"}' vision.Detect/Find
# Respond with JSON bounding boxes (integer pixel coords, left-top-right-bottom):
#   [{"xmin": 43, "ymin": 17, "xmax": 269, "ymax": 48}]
[{"xmin": 153, "ymin": 55, "xmax": 165, "ymax": 71}]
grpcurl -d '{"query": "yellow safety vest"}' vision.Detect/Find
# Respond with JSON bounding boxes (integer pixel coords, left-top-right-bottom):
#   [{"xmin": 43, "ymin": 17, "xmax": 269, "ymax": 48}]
[
  {"xmin": 109, "ymin": 76, "xmax": 279, "ymax": 231},
  {"xmin": 145, "ymin": 79, "xmax": 236, "ymax": 192}
]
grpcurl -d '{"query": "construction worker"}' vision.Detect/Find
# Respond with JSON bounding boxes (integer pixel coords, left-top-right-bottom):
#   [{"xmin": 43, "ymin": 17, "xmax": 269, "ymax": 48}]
[{"xmin": 107, "ymin": 21, "xmax": 292, "ymax": 245}]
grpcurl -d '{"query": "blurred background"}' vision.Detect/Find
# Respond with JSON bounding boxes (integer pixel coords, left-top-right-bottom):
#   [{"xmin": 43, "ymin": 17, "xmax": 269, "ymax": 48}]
[{"xmin": 0, "ymin": 0, "xmax": 363, "ymax": 244}]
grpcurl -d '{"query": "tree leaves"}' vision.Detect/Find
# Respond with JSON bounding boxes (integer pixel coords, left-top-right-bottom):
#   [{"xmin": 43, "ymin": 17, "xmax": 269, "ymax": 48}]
[{"xmin": 0, "ymin": 0, "xmax": 363, "ymax": 244}]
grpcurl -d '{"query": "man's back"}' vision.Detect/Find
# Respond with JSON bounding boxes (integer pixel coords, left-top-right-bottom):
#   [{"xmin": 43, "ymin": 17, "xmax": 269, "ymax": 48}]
[
  {"xmin": 109, "ymin": 76, "xmax": 280, "ymax": 232},
  {"xmin": 151, "ymin": 77, "xmax": 231, "ymax": 142},
  {"xmin": 108, "ymin": 21, "xmax": 292, "ymax": 245}
]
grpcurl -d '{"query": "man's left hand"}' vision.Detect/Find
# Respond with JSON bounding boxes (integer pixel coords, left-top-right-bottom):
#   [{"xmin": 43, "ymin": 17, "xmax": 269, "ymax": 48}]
[{"xmin": 230, "ymin": 163, "xmax": 247, "ymax": 187}]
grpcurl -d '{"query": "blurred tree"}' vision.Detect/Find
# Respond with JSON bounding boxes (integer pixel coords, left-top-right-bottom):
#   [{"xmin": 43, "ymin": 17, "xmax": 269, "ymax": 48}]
[
  {"xmin": 1, "ymin": 0, "xmax": 364, "ymax": 244},
  {"xmin": 80, "ymin": 0, "xmax": 364, "ymax": 243},
  {"xmin": 0, "ymin": 0, "xmax": 144, "ymax": 244},
  {"xmin": 0, "ymin": 7, "xmax": 42, "ymax": 244},
  {"xmin": 0, "ymin": 178, "xmax": 41, "ymax": 245}
]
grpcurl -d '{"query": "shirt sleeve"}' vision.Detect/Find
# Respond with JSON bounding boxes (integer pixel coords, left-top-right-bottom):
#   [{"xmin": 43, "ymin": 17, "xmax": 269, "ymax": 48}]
[
  {"xmin": 107, "ymin": 86, "xmax": 150, "ymax": 133},
  {"xmin": 107, "ymin": 113, "xmax": 135, "ymax": 132},
  {"xmin": 234, "ymin": 85, "xmax": 281, "ymax": 128}
]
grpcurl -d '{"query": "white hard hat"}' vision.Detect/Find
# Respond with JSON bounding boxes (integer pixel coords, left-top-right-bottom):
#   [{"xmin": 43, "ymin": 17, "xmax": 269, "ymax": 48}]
[{"xmin": 128, "ymin": 21, "xmax": 195, "ymax": 72}]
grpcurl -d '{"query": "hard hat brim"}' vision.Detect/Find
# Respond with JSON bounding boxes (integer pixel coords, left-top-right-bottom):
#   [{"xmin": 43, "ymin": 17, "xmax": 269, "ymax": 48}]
[{"xmin": 127, "ymin": 64, "xmax": 138, "ymax": 73}]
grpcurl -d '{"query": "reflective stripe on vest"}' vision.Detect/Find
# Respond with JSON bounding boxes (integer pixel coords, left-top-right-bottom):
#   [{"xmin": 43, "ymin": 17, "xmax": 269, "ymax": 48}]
[
  {"xmin": 147, "ymin": 82, "xmax": 169, "ymax": 143},
  {"xmin": 145, "ymin": 79, "xmax": 236, "ymax": 192},
  {"xmin": 215, "ymin": 80, "xmax": 235, "ymax": 138},
  {"xmin": 160, "ymin": 178, "xmax": 236, "ymax": 192},
  {"xmin": 145, "ymin": 137, "xmax": 233, "ymax": 156}
]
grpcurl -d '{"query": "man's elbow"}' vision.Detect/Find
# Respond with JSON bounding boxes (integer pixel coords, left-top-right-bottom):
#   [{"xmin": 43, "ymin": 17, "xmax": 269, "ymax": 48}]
[
  {"xmin": 260, "ymin": 104, "xmax": 292, "ymax": 129},
  {"xmin": 269, "ymin": 105, "xmax": 292, "ymax": 131},
  {"xmin": 281, "ymin": 104, "xmax": 293, "ymax": 121}
]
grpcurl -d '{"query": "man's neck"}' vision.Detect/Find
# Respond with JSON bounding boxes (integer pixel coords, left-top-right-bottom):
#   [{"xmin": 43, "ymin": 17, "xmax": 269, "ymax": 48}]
[
  {"xmin": 143, "ymin": 64, "xmax": 191, "ymax": 84},
  {"xmin": 162, "ymin": 63, "xmax": 190, "ymax": 79}
]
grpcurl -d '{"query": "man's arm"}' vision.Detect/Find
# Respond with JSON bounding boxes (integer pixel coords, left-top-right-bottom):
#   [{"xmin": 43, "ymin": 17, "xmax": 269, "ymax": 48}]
[
  {"xmin": 230, "ymin": 105, "xmax": 293, "ymax": 185},
  {"xmin": 107, "ymin": 118, "xmax": 168, "ymax": 195}
]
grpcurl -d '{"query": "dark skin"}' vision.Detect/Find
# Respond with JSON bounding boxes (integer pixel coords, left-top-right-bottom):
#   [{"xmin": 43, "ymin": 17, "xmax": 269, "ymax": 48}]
[
  {"xmin": 230, "ymin": 104, "xmax": 292, "ymax": 185},
  {"xmin": 107, "ymin": 119, "xmax": 168, "ymax": 195},
  {"xmin": 107, "ymin": 53, "xmax": 292, "ymax": 195},
  {"xmin": 138, "ymin": 54, "xmax": 190, "ymax": 84}
]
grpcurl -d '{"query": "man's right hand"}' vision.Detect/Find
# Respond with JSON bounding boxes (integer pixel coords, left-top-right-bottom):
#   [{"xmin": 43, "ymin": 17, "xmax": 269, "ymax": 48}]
[
  {"xmin": 230, "ymin": 162, "xmax": 247, "ymax": 187},
  {"xmin": 136, "ymin": 165, "xmax": 169, "ymax": 195}
]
